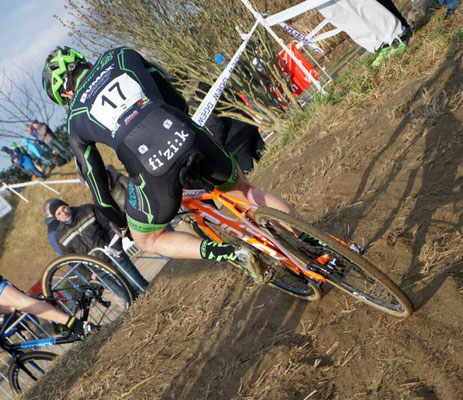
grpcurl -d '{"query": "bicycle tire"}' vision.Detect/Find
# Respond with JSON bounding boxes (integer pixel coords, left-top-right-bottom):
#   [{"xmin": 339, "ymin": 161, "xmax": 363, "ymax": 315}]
[
  {"xmin": 254, "ymin": 207, "xmax": 413, "ymax": 317},
  {"xmin": 8, "ymin": 351, "xmax": 57, "ymax": 394},
  {"xmin": 41, "ymin": 254, "xmax": 135, "ymax": 325},
  {"xmin": 187, "ymin": 217, "xmax": 322, "ymax": 301}
]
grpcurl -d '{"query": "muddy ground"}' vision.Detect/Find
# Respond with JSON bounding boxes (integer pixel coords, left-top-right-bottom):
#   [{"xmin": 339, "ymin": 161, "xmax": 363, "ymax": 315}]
[{"xmin": 18, "ymin": 12, "xmax": 463, "ymax": 400}]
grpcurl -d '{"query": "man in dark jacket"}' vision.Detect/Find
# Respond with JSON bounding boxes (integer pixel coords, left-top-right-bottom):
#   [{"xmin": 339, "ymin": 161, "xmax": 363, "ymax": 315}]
[
  {"xmin": 49, "ymin": 199, "xmax": 148, "ymax": 294},
  {"xmin": 42, "ymin": 198, "xmax": 63, "ymax": 256}
]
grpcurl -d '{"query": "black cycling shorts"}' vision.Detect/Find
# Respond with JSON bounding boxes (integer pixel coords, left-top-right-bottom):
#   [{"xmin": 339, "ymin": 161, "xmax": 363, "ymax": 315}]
[{"xmin": 118, "ymin": 126, "xmax": 240, "ymax": 233}]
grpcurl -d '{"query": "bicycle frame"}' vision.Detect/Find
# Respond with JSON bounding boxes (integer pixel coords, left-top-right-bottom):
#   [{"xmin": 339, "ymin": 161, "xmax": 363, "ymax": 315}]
[
  {"xmin": 181, "ymin": 188, "xmax": 327, "ymax": 284},
  {"xmin": 0, "ymin": 312, "xmax": 77, "ymax": 357}
]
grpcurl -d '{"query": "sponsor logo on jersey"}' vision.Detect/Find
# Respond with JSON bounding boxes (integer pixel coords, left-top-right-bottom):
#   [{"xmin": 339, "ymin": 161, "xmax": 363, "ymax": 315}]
[
  {"xmin": 163, "ymin": 119, "xmax": 173, "ymax": 130},
  {"xmin": 80, "ymin": 65, "xmax": 114, "ymax": 103},
  {"xmin": 111, "ymin": 122, "xmax": 120, "ymax": 138},
  {"xmin": 147, "ymin": 130, "xmax": 190, "ymax": 172},
  {"xmin": 124, "ymin": 110, "xmax": 140, "ymax": 125},
  {"xmin": 137, "ymin": 98, "xmax": 150, "ymax": 107},
  {"xmin": 138, "ymin": 144, "xmax": 149, "ymax": 154},
  {"xmin": 99, "ymin": 51, "xmax": 114, "ymax": 68},
  {"xmin": 127, "ymin": 182, "xmax": 138, "ymax": 208}
]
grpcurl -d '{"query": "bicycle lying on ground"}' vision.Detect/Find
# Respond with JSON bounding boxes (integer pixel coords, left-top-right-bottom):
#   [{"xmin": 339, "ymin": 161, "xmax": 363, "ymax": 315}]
[
  {"xmin": 0, "ymin": 284, "xmax": 110, "ymax": 394},
  {"xmin": 179, "ymin": 153, "xmax": 413, "ymax": 317}
]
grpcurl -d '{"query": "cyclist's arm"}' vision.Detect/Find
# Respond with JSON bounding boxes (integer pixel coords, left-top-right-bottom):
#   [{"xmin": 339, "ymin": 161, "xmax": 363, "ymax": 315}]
[
  {"xmin": 70, "ymin": 136, "xmax": 127, "ymax": 229},
  {"xmin": 49, "ymin": 230, "xmax": 64, "ymax": 256}
]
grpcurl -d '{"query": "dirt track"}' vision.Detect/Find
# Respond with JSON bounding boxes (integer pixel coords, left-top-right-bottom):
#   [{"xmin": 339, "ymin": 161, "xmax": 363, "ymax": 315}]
[{"xmin": 19, "ymin": 15, "xmax": 463, "ymax": 400}]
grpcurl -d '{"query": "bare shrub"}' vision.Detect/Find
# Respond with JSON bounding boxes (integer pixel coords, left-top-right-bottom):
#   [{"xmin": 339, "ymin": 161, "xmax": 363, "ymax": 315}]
[{"xmin": 61, "ymin": 0, "xmax": 317, "ymax": 131}]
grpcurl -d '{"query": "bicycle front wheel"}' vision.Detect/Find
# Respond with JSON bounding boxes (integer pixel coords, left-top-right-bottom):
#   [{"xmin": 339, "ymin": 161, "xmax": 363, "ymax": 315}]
[
  {"xmin": 187, "ymin": 217, "xmax": 322, "ymax": 301},
  {"xmin": 41, "ymin": 255, "xmax": 135, "ymax": 325},
  {"xmin": 254, "ymin": 207, "xmax": 413, "ymax": 317},
  {"xmin": 8, "ymin": 351, "xmax": 57, "ymax": 394}
]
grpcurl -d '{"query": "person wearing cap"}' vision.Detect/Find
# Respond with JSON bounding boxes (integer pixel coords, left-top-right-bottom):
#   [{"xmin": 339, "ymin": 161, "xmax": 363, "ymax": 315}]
[
  {"xmin": 24, "ymin": 120, "xmax": 73, "ymax": 162},
  {"xmin": 41, "ymin": 198, "xmax": 64, "ymax": 256},
  {"xmin": 50, "ymin": 199, "xmax": 148, "ymax": 294}
]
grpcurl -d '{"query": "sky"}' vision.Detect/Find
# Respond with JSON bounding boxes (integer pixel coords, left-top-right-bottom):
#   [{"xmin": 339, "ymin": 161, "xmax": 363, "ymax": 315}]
[{"xmin": 0, "ymin": 0, "xmax": 73, "ymax": 170}]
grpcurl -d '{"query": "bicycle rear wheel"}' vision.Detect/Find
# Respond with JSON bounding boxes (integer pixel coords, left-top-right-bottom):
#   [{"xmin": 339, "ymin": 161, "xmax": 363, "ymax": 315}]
[
  {"xmin": 41, "ymin": 255, "xmax": 135, "ymax": 325},
  {"xmin": 8, "ymin": 351, "xmax": 57, "ymax": 394},
  {"xmin": 254, "ymin": 207, "xmax": 413, "ymax": 317},
  {"xmin": 187, "ymin": 217, "xmax": 322, "ymax": 301}
]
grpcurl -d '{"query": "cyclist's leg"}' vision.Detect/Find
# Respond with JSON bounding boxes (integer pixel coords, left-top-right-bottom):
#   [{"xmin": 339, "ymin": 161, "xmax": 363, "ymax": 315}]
[
  {"xmin": 125, "ymin": 172, "xmax": 206, "ymax": 258},
  {"xmin": 188, "ymin": 127, "xmax": 294, "ymax": 214},
  {"xmin": 0, "ymin": 279, "xmax": 68, "ymax": 325},
  {"xmin": 124, "ymin": 168, "xmax": 257, "ymax": 274},
  {"xmin": 225, "ymin": 169, "xmax": 294, "ymax": 215}
]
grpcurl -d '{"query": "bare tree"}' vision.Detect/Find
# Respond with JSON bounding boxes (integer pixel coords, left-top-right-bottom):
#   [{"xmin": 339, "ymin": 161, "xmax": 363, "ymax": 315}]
[
  {"xmin": 61, "ymin": 0, "xmax": 304, "ymax": 131},
  {"xmin": 0, "ymin": 67, "xmax": 66, "ymax": 140}
]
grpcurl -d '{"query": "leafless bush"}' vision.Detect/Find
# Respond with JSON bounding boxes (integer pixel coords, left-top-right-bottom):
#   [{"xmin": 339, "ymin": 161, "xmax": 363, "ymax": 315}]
[{"xmin": 61, "ymin": 0, "xmax": 315, "ymax": 130}]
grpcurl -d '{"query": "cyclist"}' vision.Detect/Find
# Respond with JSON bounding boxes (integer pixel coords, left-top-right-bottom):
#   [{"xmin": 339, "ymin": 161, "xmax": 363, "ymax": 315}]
[
  {"xmin": 0, "ymin": 275, "xmax": 91, "ymax": 336},
  {"xmin": 42, "ymin": 46, "xmax": 295, "ymax": 284}
]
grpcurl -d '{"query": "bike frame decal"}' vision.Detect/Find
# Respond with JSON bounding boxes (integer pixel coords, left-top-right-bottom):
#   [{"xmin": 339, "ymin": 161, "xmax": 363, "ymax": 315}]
[
  {"xmin": 19, "ymin": 338, "xmax": 57, "ymax": 349},
  {"xmin": 182, "ymin": 189, "xmax": 326, "ymax": 283}
]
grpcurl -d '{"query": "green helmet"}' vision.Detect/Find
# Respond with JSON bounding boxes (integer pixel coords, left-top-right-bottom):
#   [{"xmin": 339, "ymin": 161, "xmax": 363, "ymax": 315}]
[{"xmin": 42, "ymin": 46, "xmax": 87, "ymax": 105}]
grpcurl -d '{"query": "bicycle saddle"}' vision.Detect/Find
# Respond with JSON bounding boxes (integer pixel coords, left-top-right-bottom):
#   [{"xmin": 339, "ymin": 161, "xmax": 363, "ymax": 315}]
[{"xmin": 179, "ymin": 152, "xmax": 214, "ymax": 192}]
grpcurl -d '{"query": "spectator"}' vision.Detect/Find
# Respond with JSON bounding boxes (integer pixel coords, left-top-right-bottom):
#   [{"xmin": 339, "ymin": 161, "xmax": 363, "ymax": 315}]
[
  {"xmin": 50, "ymin": 150, "xmax": 67, "ymax": 167},
  {"xmin": 41, "ymin": 198, "xmax": 63, "ymax": 256},
  {"xmin": 376, "ymin": 0, "xmax": 411, "ymax": 31},
  {"xmin": 314, "ymin": 0, "xmax": 411, "ymax": 66},
  {"xmin": 193, "ymin": 81, "xmax": 266, "ymax": 174},
  {"xmin": 2, "ymin": 144, "xmax": 46, "ymax": 180},
  {"xmin": 25, "ymin": 120, "xmax": 73, "ymax": 162},
  {"xmin": 42, "ymin": 167, "xmax": 128, "ymax": 257},
  {"xmin": 21, "ymin": 138, "xmax": 53, "ymax": 169},
  {"xmin": 49, "ymin": 199, "xmax": 148, "ymax": 294},
  {"xmin": 437, "ymin": 0, "xmax": 460, "ymax": 18}
]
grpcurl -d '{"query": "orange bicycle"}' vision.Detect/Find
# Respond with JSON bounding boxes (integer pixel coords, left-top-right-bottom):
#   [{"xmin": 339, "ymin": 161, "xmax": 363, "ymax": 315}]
[{"xmin": 179, "ymin": 154, "xmax": 413, "ymax": 317}]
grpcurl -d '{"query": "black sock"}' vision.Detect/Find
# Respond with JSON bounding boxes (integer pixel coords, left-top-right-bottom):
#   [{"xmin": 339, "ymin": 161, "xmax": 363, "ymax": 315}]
[{"xmin": 200, "ymin": 240, "xmax": 237, "ymax": 262}]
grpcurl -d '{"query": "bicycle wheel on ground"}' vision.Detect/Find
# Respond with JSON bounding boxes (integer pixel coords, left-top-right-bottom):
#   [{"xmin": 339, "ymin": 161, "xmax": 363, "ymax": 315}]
[
  {"xmin": 41, "ymin": 255, "xmax": 135, "ymax": 325},
  {"xmin": 187, "ymin": 217, "xmax": 322, "ymax": 301},
  {"xmin": 8, "ymin": 351, "xmax": 57, "ymax": 394},
  {"xmin": 253, "ymin": 207, "xmax": 413, "ymax": 317}
]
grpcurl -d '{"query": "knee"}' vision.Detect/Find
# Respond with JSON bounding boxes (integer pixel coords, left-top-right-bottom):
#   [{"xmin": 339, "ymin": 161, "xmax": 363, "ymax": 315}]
[{"xmin": 131, "ymin": 230, "xmax": 164, "ymax": 252}]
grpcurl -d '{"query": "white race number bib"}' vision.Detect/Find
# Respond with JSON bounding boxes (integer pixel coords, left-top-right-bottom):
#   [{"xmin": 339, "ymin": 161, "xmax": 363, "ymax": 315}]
[{"xmin": 90, "ymin": 73, "xmax": 144, "ymax": 131}]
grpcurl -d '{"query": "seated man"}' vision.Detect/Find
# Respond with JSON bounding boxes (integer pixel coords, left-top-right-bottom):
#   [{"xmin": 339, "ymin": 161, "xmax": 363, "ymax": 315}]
[
  {"xmin": 48, "ymin": 199, "xmax": 148, "ymax": 294},
  {"xmin": 42, "ymin": 198, "xmax": 63, "ymax": 256},
  {"xmin": 0, "ymin": 275, "xmax": 89, "ymax": 336}
]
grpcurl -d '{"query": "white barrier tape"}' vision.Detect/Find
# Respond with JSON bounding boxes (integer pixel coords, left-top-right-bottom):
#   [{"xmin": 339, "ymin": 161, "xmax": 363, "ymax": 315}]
[
  {"xmin": 262, "ymin": 0, "xmax": 330, "ymax": 27},
  {"xmin": 277, "ymin": 21, "xmax": 324, "ymax": 54},
  {"xmin": 192, "ymin": 21, "xmax": 259, "ymax": 126}
]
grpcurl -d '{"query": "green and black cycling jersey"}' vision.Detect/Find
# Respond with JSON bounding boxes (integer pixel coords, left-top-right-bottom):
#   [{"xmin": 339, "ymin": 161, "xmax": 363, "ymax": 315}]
[{"xmin": 68, "ymin": 47, "xmax": 239, "ymax": 232}]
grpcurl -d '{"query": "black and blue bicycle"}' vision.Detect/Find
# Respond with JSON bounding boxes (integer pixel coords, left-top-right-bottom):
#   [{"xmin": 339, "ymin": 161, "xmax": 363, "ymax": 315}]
[{"xmin": 0, "ymin": 282, "xmax": 130, "ymax": 395}]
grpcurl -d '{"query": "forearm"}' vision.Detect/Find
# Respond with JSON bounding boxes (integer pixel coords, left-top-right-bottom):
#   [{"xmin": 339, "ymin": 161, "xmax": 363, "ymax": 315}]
[{"xmin": 0, "ymin": 285, "xmax": 69, "ymax": 325}]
